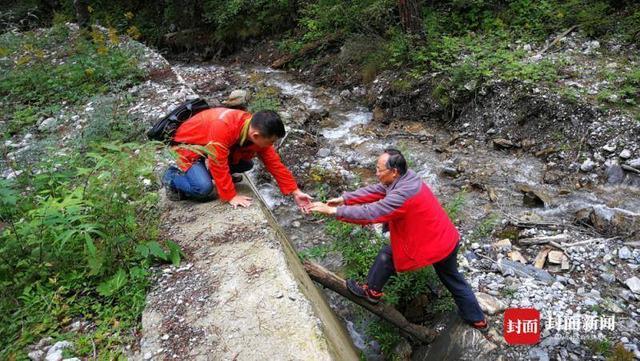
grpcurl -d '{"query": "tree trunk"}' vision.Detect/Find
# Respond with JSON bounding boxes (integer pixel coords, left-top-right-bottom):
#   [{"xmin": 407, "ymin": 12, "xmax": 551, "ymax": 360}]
[
  {"xmin": 303, "ymin": 260, "xmax": 437, "ymax": 344},
  {"xmin": 73, "ymin": 0, "xmax": 90, "ymax": 29},
  {"xmin": 398, "ymin": 0, "xmax": 423, "ymax": 36}
]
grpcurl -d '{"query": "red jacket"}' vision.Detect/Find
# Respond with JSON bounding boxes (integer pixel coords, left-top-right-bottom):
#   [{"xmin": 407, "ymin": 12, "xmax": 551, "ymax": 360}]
[
  {"xmin": 336, "ymin": 170, "xmax": 459, "ymax": 272},
  {"xmin": 172, "ymin": 108, "xmax": 298, "ymax": 201}
]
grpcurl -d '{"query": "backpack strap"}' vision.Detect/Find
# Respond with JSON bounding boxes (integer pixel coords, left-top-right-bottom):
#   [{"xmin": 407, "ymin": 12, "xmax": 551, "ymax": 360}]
[{"xmin": 239, "ymin": 116, "xmax": 251, "ymax": 146}]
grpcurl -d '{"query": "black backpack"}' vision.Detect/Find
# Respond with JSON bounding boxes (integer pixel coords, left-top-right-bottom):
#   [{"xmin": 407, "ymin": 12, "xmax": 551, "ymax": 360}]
[{"xmin": 147, "ymin": 98, "xmax": 211, "ymax": 143}]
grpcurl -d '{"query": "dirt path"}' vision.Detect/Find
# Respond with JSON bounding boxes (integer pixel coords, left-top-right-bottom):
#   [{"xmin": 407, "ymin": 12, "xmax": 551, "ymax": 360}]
[{"xmin": 135, "ymin": 183, "xmax": 352, "ymax": 360}]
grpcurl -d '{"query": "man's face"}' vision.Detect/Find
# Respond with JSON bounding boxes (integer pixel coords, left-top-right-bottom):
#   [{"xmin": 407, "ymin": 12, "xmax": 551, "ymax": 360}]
[{"xmin": 376, "ymin": 153, "xmax": 399, "ymax": 186}]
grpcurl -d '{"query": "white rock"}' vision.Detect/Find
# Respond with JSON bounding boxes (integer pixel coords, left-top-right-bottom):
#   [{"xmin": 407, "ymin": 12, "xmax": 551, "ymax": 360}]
[
  {"xmin": 580, "ymin": 159, "xmax": 595, "ymax": 172},
  {"xmin": 45, "ymin": 351, "xmax": 63, "ymax": 361},
  {"xmin": 619, "ymin": 246, "xmax": 632, "ymax": 260},
  {"xmin": 28, "ymin": 350, "xmax": 45, "ymax": 361},
  {"xmin": 46, "ymin": 341, "xmax": 72, "ymax": 357},
  {"xmin": 38, "ymin": 117, "xmax": 57, "ymax": 132},
  {"xmin": 317, "ymin": 148, "xmax": 330, "ymax": 157},
  {"xmin": 475, "ymin": 292, "xmax": 507, "ymax": 315},
  {"xmin": 627, "ymin": 158, "xmax": 640, "ymax": 168},
  {"xmin": 603, "ymin": 143, "xmax": 616, "ymax": 153},
  {"xmin": 625, "ymin": 276, "xmax": 640, "ymax": 294},
  {"xmin": 143, "ymin": 352, "xmax": 153, "ymax": 360},
  {"xmin": 619, "ymin": 149, "xmax": 631, "ymax": 159}
]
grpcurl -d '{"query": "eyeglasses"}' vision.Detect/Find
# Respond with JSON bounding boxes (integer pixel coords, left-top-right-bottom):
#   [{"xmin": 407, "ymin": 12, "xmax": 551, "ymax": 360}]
[{"xmin": 376, "ymin": 167, "xmax": 391, "ymax": 173}]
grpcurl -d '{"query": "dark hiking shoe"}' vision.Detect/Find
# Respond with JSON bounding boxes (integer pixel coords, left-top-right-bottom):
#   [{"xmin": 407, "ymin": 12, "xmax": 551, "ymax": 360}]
[
  {"xmin": 346, "ymin": 279, "xmax": 383, "ymax": 304},
  {"xmin": 231, "ymin": 174, "xmax": 243, "ymax": 183},
  {"xmin": 470, "ymin": 319, "xmax": 489, "ymax": 333},
  {"xmin": 165, "ymin": 185, "xmax": 185, "ymax": 201},
  {"xmin": 162, "ymin": 166, "xmax": 184, "ymax": 201},
  {"xmin": 194, "ymin": 189, "xmax": 218, "ymax": 202}
]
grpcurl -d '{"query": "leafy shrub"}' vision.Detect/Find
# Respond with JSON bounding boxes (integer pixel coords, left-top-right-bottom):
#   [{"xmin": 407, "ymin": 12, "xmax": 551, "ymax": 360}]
[
  {"xmin": 0, "ymin": 142, "xmax": 176, "ymax": 359},
  {"xmin": 201, "ymin": 0, "xmax": 295, "ymax": 44},
  {"xmin": 76, "ymin": 94, "xmax": 149, "ymax": 148},
  {"xmin": 248, "ymin": 86, "xmax": 281, "ymax": 113},
  {"xmin": 366, "ymin": 319, "xmax": 402, "ymax": 356},
  {"xmin": 0, "ymin": 22, "xmax": 170, "ymax": 359}
]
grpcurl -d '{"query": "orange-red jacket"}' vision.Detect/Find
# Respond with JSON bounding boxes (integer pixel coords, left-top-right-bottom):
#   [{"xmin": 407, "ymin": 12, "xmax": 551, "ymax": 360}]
[{"xmin": 172, "ymin": 108, "xmax": 298, "ymax": 201}]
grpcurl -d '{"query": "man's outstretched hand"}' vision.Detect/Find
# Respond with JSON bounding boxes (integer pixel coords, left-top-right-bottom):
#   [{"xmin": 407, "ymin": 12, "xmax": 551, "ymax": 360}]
[
  {"xmin": 229, "ymin": 195, "xmax": 252, "ymax": 208},
  {"xmin": 326, "ymin": 197, "xmax": 344, "ymax": 206},
  {"xmin": 309, "ymin": 202, "xmax": 337, "ymax": 215},
  {"xmin": 292, "ymin": 189, "xmax": 313, "ymax": 214}
]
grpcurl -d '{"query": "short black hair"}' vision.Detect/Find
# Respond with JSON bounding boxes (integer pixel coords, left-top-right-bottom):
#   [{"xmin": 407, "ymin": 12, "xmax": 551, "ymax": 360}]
[
  {"xmin": 251, "ymin": 111, "xmax": 286, "ymax": 138},
  {"xmin": 383, "ymin": 148, "xmax": 407, "ymax": 176}
]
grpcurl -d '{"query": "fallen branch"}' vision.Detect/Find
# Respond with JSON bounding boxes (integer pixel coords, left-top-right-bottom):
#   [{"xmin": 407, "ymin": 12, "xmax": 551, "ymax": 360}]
[
  {"xmin": 518, "ymin": 234, "xmax": 569, "ymax": 251},
  {"xmin": 303, "ymin": 261, "xmax": 436, "ymax": 344},
  {"xmin": 561, "ymin": 237, "xmax": 619, "ymax": 248},
  {"xmin": 536, "ymin": 25, "xmax": 578, "ymax": 57},
  {"xmin": 621, "ymin": 164, "xmax": 640, "ymax": 174}
]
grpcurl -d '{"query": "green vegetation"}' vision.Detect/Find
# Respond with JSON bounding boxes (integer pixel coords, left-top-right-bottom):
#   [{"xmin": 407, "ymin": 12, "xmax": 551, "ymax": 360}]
[
  {"xmin": 586, "ymin": 337, "xmax": 614, "ymax": 357},
  {"xmin": 248, "ymin": 86, "xmax": 281, "ymax": 113},
  {"xmin": 366, "ymin": 320, "xmax": 403, "ymax": 356},
  {"xmin": 298, "ymin": 243, "xmax": 332, "ymax": 261},
  {"xmin": 470, "ymin": 213, "xmax": 500, "ymax": 241},
  {"xmin": 0, "ymin": 20, "xmax": 179, "ymax": 360},
  {"xmin": 4, "ymin": 1, "xmax": 638, "ymax": 117},
  {"xmin": 0, "ymin": 21, "xmax": 144, "ymax": 136},
  {"xmin": 282, "ymin": 0, "xmax": 640, "ymax": 116},
  {"xmin": 0, "ymin": 141, "xmax": 176, "ymax": 359},
  {"xmin": 443, "ymin": 191, "xmax": 467, "ymax": 222}
]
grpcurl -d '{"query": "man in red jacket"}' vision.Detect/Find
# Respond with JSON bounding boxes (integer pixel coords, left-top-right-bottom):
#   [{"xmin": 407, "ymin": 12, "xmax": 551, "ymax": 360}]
[
  {"xmin": 162, "ymin": 108, "xmax": 312, "ymax": 210},
  {"xmin": 310, "ymin": 149, "xmax": 487, "ymax": 330}
]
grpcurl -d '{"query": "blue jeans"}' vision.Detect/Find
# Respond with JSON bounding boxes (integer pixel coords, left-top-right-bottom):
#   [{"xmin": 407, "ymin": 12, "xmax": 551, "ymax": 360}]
[
  {"xmin": 163, "ymin": 158, "xmax": 253, "ymax": 200},
  {"xmin": 367, "ymin": 243, "xmax": 484, "ymax": 323}
]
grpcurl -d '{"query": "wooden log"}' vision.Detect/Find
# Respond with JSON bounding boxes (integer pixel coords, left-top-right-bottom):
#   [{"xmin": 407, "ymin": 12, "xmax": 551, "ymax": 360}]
[
  {"xmin": 621, "ymin": 164, "xmax": 640, "ymax": 174},
  {"xmin": 518, "ymin": 234, "xmax": 570, "ymax": 246},
  {"xmin": 508, "ymin": 250, "xmax": 527, "ymax": 264},
  {"xmin": 533, "ymin": 247, "xmax": 552, "ymax": 269},
  {"xmin": 303, "ymin": 261, "xmax": 437, "ymax": 344},
  {"xmin": 547, "ymin": 250, "xmax": 564, "ymax": 265},
  {"xmin": 561, "ymin": 255, "xmax": 571, "ymax": 271},
  {"xmin": 535, "ymin": 25, "xmax": 578, "ymax": 57}
]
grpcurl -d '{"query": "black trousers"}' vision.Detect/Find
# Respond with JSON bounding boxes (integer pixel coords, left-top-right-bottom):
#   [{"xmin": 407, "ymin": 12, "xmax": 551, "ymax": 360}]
[
  {"xmin": 367, "ymin": 243, "xmax": 485, "ymax": 323},
  {"xmin": 229, "ymin": 158, "xmax": 253, "ymax": 174}
]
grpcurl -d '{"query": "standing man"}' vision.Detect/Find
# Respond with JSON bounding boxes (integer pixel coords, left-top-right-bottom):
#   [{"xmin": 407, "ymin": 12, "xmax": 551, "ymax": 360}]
[
  {"xmin": 309, "ymin": 149, "xmax": 487, "ymax": 330},
  {"xmin": 162, "ymin": 107, "xmax": 312, "ymax": 211}
]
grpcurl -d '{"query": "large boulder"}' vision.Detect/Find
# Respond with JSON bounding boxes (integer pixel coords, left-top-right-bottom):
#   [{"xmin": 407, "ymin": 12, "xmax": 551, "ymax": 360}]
[{"xmin": 413, "ymin": 315, "xmax": 498, "ymax": 361}]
